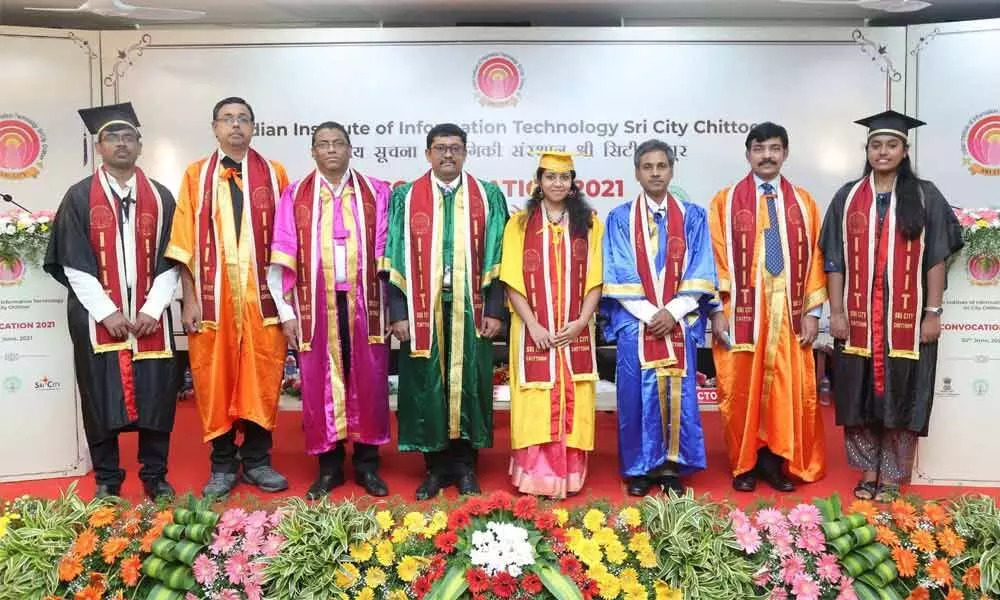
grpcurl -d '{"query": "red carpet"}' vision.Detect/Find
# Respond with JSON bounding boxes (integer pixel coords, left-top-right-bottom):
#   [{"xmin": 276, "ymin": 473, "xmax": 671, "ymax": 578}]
[{"xmin": 2, "ymin": 401, "xmax": 997, "ymax": 507}]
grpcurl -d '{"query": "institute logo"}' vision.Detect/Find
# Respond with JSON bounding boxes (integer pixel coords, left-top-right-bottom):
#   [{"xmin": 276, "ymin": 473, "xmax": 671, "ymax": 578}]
[
  {"xmin": 473, "ymin": 53, "xmax": 524, "ymax": 107},
  {"xmin": 0, "ymin": 114, "xmax": 47, "ymax": 180},
  {"xmin": 2, "ymin": 376, "xmax": 20, "ymax": 394},
  {"xmin": 34, "ymin": 376, "xmax": 61, "ymax": 391},
  {"xmin": 961, "ymin": 110, "xmax": 1000, "ymax": 176}
]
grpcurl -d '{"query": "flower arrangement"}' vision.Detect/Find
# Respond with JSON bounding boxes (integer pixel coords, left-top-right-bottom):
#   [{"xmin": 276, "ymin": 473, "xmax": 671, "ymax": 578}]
[
  {"xmin": 189, "ymin": 507, "xmax": 285, "ymax": 600},
  {"xmin": 953, "ymin": 207, "xmax": 1000, "ymax": 260},
  {"xmin": 0, "ymin": 209, "xmax": 53, "ymax": 270}
]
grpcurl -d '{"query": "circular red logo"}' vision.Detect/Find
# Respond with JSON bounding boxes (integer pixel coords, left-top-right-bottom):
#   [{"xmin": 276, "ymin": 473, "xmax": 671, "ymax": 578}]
[
  {"xmin": 668, "ymin": 237, "xmax": 685, "ymax": 259},
  {"xmin": 733, "ymin": 209, "xmax": 755, "ymax": 233},
  {"xmin": 786, "ymin": 206, "xmax": 803, "ymax": 225},
  {"xmin": 138, "ymin": 213, "xmax": 157, "ymax": 237},
  {"xmin": 0, "ymin": 115, "xmax": 46, "ymax": 179},
  {"xmin": 848, "ymin": 213, "xmax": 868, "ymax": 235},
  {"xmin": 252, "ymin": 187, "xmax": 273, "ymax": 210},
  {"xmin": 411, "ymin": 212, "xmax": 431, "ymax": 235},
  {"xmin": 90, "ymin": 205, "xmax": 115, "ymax": 230},
  {"xmin": 473, "ymin": 53, "xmax": 524, "ymax": 107},
  {"xmin": 965, "ymin": 111, "xmax": 1000, "ymax": 167},
  {"xmin": 572, "ymin": 238, "xmax": 589, "ymax": 261},
  {"xmin": 524, "ymin": 249, "xmax": 542, "ymax": 273},
  {"xmin": 294, "ymin": 204, "xmax": 311, "ymax": 228}
]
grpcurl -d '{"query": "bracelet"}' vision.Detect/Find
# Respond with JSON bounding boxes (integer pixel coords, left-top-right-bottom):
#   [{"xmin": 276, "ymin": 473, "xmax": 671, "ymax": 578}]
[{"xmin": 924, "ymin": 306, "xmax": 943, "ymax": 315}]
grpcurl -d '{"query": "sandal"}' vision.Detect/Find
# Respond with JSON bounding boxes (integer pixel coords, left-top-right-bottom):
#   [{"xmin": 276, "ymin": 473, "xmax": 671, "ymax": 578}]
[
  {"xmin": 875, "ymin": 484, "xmax": 900, "ymax": 503},
  {"xmin": 853, "ymin": 480, "xmax": 877, "ymax": 500}
]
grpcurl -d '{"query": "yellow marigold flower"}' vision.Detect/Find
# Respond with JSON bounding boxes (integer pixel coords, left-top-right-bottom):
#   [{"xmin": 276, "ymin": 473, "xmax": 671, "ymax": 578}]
[
  {"xmin": 365, "ymin": 566, "xmax": 387, "ymax": 588},
  {"xmin": 375, "ymin": 511, "xmax": 395, "ymax": 532},
  {"xmin": 391, "ymin": 527, "xmax": 409, "ymax": 544},
  {"xmin": 387, "ymin": 590, "xmax": 408, "ymax": 600},
  {"xmin": 588, "ymin": 564, "xmax": 610, "ymax": 581},
  {"xmin": 376, "ymin": 540, "xmax": 395, "ymax": 566},
  {"xmin": 430, "ymin": 511, "xmax": 448, "ymax": 531},
  {"xmin": 403, "ymin": 512, "xmax": 427, "ymax": 533},
  {"xmin": 565, "ymin": 527, "xmax": 584, "ymax": 546},
  {"xmin": 598, "ymin": 574, "xmax": 621, "ymax": 599},
  {"xmin": 576, "ymin": 538, "xmax": 604, "ymax": 568},
  {"xmin": 553, "ymin": 508, "xmax": 569, "ymax": 526},
  {"xmin": 350, "ymin": 542, "xmax": 374, "ymax": 562},
  {"xmin": 357, "ymin": 588, "xmax": 375, "ymax": 600},
  {"xmin": 335, "ymin": 563, "xmax": 361, "ymax": 589},
  {"xmin": 619, "ymin": 507, "xmax": 641, "ymax": 528},
  {"xmin": 397, "ymin": 556, "xmax": 425, "ymax": 583},
  {"xmin": 654, "ymin": 580, "xmax": 682, "ymax": 600},
  {"xmin": 628, "ymin": 532, "xmax": 651, "ymax": 552},
  {"xmin": 605, "ymin": 540, "xmax": 628, "ymax": 565},
  {"xmin": 594, "ymin": 527, "xmax": 618, "ymax": 547},
  {"xmin": 638, "ymin": 548, "xmax": 659, "ymax": 569},
  {"xmin": 623, "ymin": 580, "xmax": 647, "ymax": 600},
  {"xmin": 584, "ymin": 509, "xmax": 607, "ymax": 533}
]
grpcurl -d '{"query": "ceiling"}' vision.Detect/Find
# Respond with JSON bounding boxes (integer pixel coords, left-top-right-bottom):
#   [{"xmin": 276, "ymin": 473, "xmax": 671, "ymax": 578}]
[{"xmin": 1, "ymin": 0, "xmax": 999, "ymax": 29}]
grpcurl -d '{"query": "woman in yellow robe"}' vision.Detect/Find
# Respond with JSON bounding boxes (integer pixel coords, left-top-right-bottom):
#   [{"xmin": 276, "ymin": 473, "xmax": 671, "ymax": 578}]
[{"xmin": 500, "ymin": 151, "xmax": 603, "ymax": 498}]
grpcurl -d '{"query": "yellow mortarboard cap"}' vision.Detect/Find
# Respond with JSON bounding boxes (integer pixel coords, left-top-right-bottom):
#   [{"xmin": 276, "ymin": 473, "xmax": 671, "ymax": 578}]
[{"xmin": 537, "ymin": 150, "xmax": 576, "ymax": 173}]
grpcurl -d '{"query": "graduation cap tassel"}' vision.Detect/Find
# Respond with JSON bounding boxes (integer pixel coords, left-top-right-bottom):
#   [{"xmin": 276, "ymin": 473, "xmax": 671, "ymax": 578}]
[{"xmin": 83, "ymin": 132, "xmax": 88, "ymax": 167}]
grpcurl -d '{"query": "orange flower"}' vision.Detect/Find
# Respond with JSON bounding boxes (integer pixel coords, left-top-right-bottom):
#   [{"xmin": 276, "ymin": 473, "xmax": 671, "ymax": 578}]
[
  {"xmin": 121, "ymin": 509, "xmax": 141, "ymax": 536},
  {"xmin": 72, "ymin": 529, "xmax": 99, "ymax": 558},
  {"xmin": 891, "ymin": 500, "xmax": 918, "ymax": 531},
  {"xmin": 73, "ymin": 585, "xmax": 102, "ymax": 600},
  {"xmin": 945, "ymin": 587, "xmax": 963, "ymax": 600},
  {"xmin": 88, "ymin": 507, "xmax": 117, "ymax": 528},
  {"xmin": 140, "ymin": 527, "xmax": 161, "ymax": 553},
  {"xmin": 922, "ymin": 502, "xmax": 951, "ymax": 527},
  {"xmin": 892, "ymin": 547, "xmax": 918, "ymax": 578},
  {"xmin": 906, "ymin": 587, "xmax": 929, "ymax": 600},
  {"xmin": 153, "ymin": 509, "xmax": 173, "ymax": 527},
  {"xmin": 937, "ymin": 528, "xmax": 966, "ymax": 558},
  {"xmin": 911, "ymin": 529, "xmax": 937, "ymax": 554},
  {"xmin": 111, "ymin": 593, "xmax": 124, "ymax": 600},
  {"xmin": 849, "ymin": 500, "xmax": 879, "ymax": 523},
  {"xmin": 87, "ymin": 572, "xmax": 107, "ymax": 593},
  {"xmin": 928, "ymin": 557, "xmax": 953, "ymax": 586},
  {"xmin": 876, "ymin": 525, "xmax": 901, "ymax": 548},
  {"xmin": 120, "ymin": 555, "xmax": 141, "ymax": 587},
  {"xmin": 58, "ymin": 554, "xmax": 83, "ymax": 582},
  {"xmin": 101, "ymin": 537, "xmax": 129, "ymax": 564},
  {"xmin": 963, "ymin": 565, "xmax": 981, "ymax": 589}
]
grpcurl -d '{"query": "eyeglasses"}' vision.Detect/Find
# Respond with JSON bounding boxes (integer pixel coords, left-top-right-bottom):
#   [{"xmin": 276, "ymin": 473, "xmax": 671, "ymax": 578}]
[
  {"xmin": 102, "ymin": 132, "xmax": 139, "ymax": 144},
  {"xmin": 314, "ymin": 140, "xmax": 349, "ymax": 151},
  {"xmin": 431, "ymin": 144, "xmax": 465, "ymax": 155},
  {"xmin": 216, "ymin": 115, "xmax": 252, "ymax": 126}
]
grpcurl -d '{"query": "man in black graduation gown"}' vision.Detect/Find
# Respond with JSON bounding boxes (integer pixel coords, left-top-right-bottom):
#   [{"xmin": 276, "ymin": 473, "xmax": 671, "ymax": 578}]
[
  {"xmin": 44, "ymin": 103, "xmax": 180, "ymax": 500},
  {"xmin": 819, "ymin": 110, "xmax": 964, "ymax": 501}
]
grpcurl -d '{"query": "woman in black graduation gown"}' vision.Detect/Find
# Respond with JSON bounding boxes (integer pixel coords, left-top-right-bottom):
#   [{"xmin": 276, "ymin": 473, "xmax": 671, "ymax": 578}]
[{"xmin": 819, "ymin": 110, "xmax": 963, "ymax": 502}]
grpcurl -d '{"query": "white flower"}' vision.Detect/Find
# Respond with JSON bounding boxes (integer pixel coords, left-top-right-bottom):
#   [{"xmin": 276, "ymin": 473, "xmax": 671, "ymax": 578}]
[
  {"xmin": 36, "ymin": 215, "xmax": 50, "ymax": 224},
  {"xmin": 3, "ymin": 224, "xmax": 15, "ymax": 235},
  {"xmin": 468, "ymin": 521, "xmax": 536, "ymax": 577}
]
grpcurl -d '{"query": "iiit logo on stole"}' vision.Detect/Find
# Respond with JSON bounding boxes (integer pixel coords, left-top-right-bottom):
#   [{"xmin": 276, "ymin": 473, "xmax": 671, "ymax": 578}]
[
  {"xmin": 473, "ymin": 53, "xmax": 524, "ymax": 107},
  {"xmin": 961, "ymin": 110, "xmax": 1000, "ymax": 176}
]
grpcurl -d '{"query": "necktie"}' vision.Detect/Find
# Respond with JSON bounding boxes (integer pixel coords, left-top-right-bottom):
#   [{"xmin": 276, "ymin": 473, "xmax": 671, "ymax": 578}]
[
  {"xmin": 654, "ymin": 211, "xmax": 667, "ymax": 274},
  {"xmin": 120, "ymin": 195, "xmax": 134, "ymax": 221},
  {"xmin": 220, "ymin": 156, "xmax": 243, "ymax": 190},
  {"xmin": 761, "ymin": 182, "xmax": 784, "ymax": 275},
  {"xmin": 439, "ymin": 185, "xmax": 452, "ymax": 196}
]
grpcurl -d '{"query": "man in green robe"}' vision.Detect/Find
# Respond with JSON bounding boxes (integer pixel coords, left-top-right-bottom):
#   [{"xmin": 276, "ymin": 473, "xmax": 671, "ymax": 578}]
[{"xmin": 383, "ymin": 123, "xmax": 509, "ymax": 500}]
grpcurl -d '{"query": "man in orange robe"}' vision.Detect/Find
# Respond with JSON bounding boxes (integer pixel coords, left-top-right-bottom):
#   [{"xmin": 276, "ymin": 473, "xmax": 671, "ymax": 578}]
[
  {"xmin": 708, "ymin": 122, "xmax": 827, "ymax": 492},
  {"xmin": 166, "ymin": 96, "xmax": 290, "ymax": 497}
]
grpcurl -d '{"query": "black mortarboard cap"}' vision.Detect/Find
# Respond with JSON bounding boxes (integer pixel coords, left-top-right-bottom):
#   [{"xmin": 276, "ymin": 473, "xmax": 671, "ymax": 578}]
[
  {"xmin": 854, "ymin": 109, "xmax": 925, "ymax": 140},
  {"xmin": 78, "ymin": 102, "xmax": 140, "ymax": 136}
]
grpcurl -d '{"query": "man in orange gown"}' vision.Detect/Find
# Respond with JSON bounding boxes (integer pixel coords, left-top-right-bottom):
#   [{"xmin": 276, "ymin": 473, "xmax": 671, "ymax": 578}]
[
  {"xmin": 708, "ymin": 122, "xmax": 826, "ymax": 492},
  {"xmin": 166, "ymin": 97, "xmax": 290, "ymax": 497}
]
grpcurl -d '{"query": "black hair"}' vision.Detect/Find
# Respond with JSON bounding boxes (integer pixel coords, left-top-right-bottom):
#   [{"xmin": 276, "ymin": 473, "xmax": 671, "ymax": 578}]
[
  {"xmin": 426, "ymin": 123, "xmax": 467, "ymax": 149},
  {"xmin": 526, "ymin": 167, "xmax": 593, "ymax": 236},
  {"xmin": 745, "ymin": 122, "xmax": 789, "ymax": 150},
  {"xmin": 212, "ymin": 96, "xmax": 255, "ymax": 122},
  {"xmin": 634, "ymin": 139, "xmax": 675, "ymax": 168},
  {"xmin": 862, "ymin": 150, "xmax": 924, "ymax": 240},
  {"xmin": 311, "ymin": 121, "xmax": 351, "ymax": 146}
]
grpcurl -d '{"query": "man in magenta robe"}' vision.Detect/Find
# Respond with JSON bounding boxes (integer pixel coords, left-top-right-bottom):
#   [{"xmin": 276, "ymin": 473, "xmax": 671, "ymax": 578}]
[{"xmin": 269, "ymin": 121, "xmax": 391, "ymax": 499}]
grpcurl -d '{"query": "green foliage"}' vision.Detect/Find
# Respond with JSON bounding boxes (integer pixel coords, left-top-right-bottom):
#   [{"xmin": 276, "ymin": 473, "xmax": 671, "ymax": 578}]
[{"xmin": 950, "ymin": 494, "xmax": 1000, "ymax": 595}]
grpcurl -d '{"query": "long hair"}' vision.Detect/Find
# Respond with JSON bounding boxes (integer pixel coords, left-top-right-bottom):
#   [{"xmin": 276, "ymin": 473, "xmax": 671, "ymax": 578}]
[
  {"xmin": 862, "ymin": 152, "xmax": 924, "ymax": 239},
  {"xmin": 525, "ymin": 168, "xmax": 593, "ymax": 236}
]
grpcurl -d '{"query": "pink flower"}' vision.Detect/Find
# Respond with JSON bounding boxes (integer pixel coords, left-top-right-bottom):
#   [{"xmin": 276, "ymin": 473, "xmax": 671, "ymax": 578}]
[
  {"xmin": 246, "ymin": 510, "xmax": 269, "ymax": 531},
  {"xmin": 795, "ymin": 527, "xmax": 827, "ymax": 555},
  {"xmin": 242, "ymin": 526, "xmax": 265, "ymax": 556},
  {"xmin": 224, "ymin": 551, "xmax": 251, "ymax": 585},
  {"xmin": 735, "ymin": 525, "xmax": 762, "ymax": 554},
  {"xmin": 185, "ymin": 594, "xmax": 199, "ymax": 600},
  {"xmin": 211, "ymin": 528, "xmax": 237, "ymax": 555},
  {"xmin": 787, "ymin": 504, "xmax": 822, "ymax": 530},
  {"xmin": 770, "ymin": 588, "xmax": 789, "ymax": 600},
  {"xmin": 220, "ymin": 508, "xmax": 249, "ymax": 533},
  {"xmin": 771, "ymin": 525, "xmax": 795, "ymax": 556},
  {"xmin": 192, "ymin": 553, "xmax": 219, "ymax": 585},
  {"xmin": 979, "ymin": 208, "xmax": 999, "ymax": 222},
  {"xmin": 791, "ymin": 573, "xmax": 820, "ymax": 600},
  {"xmin": 837, "ymin": 586, "xmax": 859, "ymax": 600},
  {"xmin": 263, "ymin": 534, "xmax": 285, "ymax": 557},
  {"xmin": 959, "ymin": 212, "xmax": 978, "ymax": 226},
  {"xmin": 816, "ymin": 553, "xmax": 842, "ymax": 583},
  {"xmin": 755, "ymin": 507, "xmax": 786, "ymax": 531},
  {"xmin": 268, "ymin": 509, "xmax": 283, "ymax": 528},
  {"xmin": 729, "ymin": 509, "xmax": 751, "ymax": 530},
  {"xmin": 780, "ymin": 554, "xmax": 806, "ymax": 585},
  {"xmin": 753, "ymin": 569, "xmax": 772, "ymax": 587},
  {"xmin": 243, "ymin": 577, "xmax": 263, "ymax": 600},
  {"xmin": 217, "ymin": 590, "xmax": 241, "ymax": 600}
]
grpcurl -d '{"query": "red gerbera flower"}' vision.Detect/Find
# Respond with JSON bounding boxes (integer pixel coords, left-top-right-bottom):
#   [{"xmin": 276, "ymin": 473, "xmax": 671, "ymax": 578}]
[
  {"xmin": 560, "ymin": 555, "xmax": 583, "ymax": 579},
  {"xmin": 580, "ymin": 578, "xmax": 600, "ymax": 600},
  {"xmin": 465, "ymin": 497, "xmax": 488, "ymax": 516},
  {"xmin": 492, "ymin": 572, "xmax": 517, "ymax": 598},
  {"xmin": 413, "ymin": 575, "xmax": 432, "ymax": 598},
  {"xmin": 513, "ymin": 496, "xmax": 538, "ymax": 520},
  {"xmin": 522, "ymin": 573, "xmax": 543, "ymax": 594},
  {"xmin": 466, "ymin": 567, "xmax": 490, "ymax": 593},
  {"xmin": 448, "ymin": 509, "xmax": 471, "ymax": 530},
  {"xmin": 534, "ymin": 512, "xmax": 557, "ymax": 531},
  {"xmin": 550, "ymin": 527, "xmax": 567, "ymax": 543},
  {"xmin": 429, "ymin": 555, "xmax": 447, "ymax": 580},
  {"xmin": 488, "ymin": 491, "xmax": 515, "ymax": 512},
  {"xmin": 434, "ymin": 531, "xmax": 459, "ymax": 553}
]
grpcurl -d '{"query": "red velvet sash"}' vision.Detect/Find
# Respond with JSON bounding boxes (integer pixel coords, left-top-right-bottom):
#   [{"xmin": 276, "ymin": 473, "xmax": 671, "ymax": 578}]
[
  {"xmin": 520, "ymin": 208, "xmax": 596, "ymax": 385},
  {"xmin": 405, "ymin": 172, "xmax": 487, "ymax": 357},
  {"xmin": 725, "ymin": 173, "xmax": 810, "ymax": 349},
  {"xmin": 842, "ymin": 175, "xmax": 924, "ymax": 365},
  {"xmin": 631, "ymin": 194, "xmax": 687, "ymax": 375},
  {"xmin": 196, "ymin": 149, "xmax": 279, "ymax": 325}
]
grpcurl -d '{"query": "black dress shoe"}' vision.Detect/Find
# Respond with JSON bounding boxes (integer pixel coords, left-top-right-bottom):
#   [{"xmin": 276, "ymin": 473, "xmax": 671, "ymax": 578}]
[
  {"xmin": 760, "ymin": 469, "xmax": 796, "ymax": 493},
  {"xmin": 415, "ymin": 473, "xmax": 449, "ymax": 501},
  {"xmin": 659, "ymin": 475, "xmax": 686, "ymax": 496},
  {"xmin": 306, "ymin": 472, "xmax": 345, "ymax": 500},
  {"xmin": 356, "ymin": 471, "xmax": 389, "ymax": 497},
  {"xmin": 627, "ymin": 476, "xmax": 654, "ymax": 497},
  {"xmin": 95, "ymin": 484, "xmax": 121, "ymax": 499},
  {"xmin": 456, "ymin": 471, "xmax": 481, "ymax": 496},
  {"xmin": 732, "ymin": 472, "xmax": 757, "ymax": 492},
  {"xmin": 143, "ymin": 479, "xmax": 175, "ymax": 500}
]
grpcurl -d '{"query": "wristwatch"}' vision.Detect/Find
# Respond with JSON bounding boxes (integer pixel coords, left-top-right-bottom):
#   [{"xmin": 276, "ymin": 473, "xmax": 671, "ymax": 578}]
[{"xmin": 924, "ymin": 306, "xmax": 943, "ymax": 315}]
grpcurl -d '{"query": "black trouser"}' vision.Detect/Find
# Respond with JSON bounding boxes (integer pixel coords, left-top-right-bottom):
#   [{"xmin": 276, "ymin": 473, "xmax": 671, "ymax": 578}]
[
  {"xmin": 90, "ymin": 429, "xmax": 170, "ymax": 487},
  {"xmin": 316, "ymin": 292, "xmax": 381, "ymax": 475},
  {"xmin": 210, "ymin": 421, "xmax": 273, "ymax": 473},
  {"xmin": 755, "ymin": 447, "xmax": 785, "ymax": 475},
  {"xmin": 424, "ymin": 439, "xmax": 478, "ymax": 479}
]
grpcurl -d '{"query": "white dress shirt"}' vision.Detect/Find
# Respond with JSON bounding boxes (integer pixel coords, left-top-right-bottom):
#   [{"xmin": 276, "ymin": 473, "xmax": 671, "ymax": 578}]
[
  {"xmin": 64, "ymin": 170, "xmax": 180, "ymax": 322},
  {"xmin": 620, "ymin": 194, "xmax": 700, "ymax": 325}
]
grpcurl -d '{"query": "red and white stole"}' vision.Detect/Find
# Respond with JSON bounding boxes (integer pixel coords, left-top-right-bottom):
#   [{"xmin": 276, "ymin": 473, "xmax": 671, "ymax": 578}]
[
  {"xmin": 519, "ymin": 208, "xmax": 597, "ymax": 387},
  {"xmin": 403, "ymin": 171, "xmax": 489, "ymax": 357},
  {"xmin": 723, "ymin": 173, "xmax": 812, "ymax": 350},
  {"xmin": 194, "ymin": 148, "xmax": 280, "ymax": 327},
  {"xmin": 289, "ymin": 169, "xmax": 385, "ymax": 350},
  {"xmin": 629, "ymin": 194, "xmax": 688, "ymax": 376},
  {"xmin": 88, "ymin": 167, "xmax": 171, "ymax": 359},
  {"xmin": 842, "ymin": 174, "xmax": 924, "ymax": 360}
]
